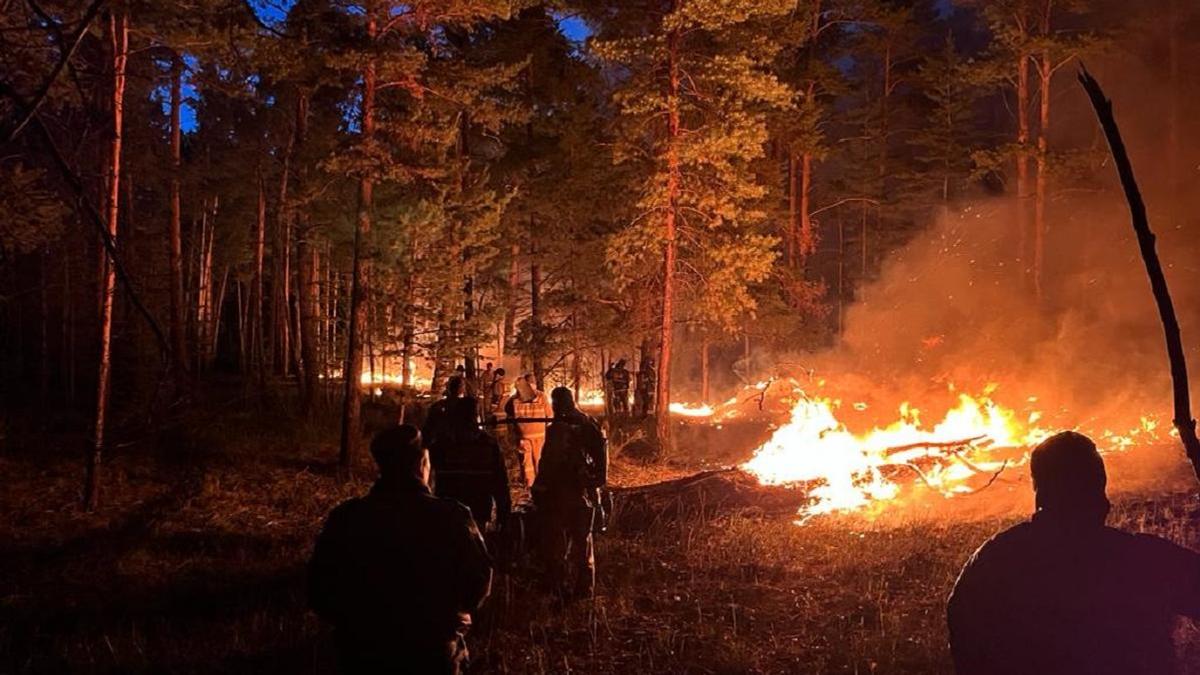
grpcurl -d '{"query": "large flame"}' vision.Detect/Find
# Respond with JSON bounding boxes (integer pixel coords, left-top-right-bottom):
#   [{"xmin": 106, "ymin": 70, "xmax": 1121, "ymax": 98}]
[
  {"xmin": 742, "ymin": 390, "xmax": 1048, "ymax": 517},
  {"xmin": 739, "ymin": 384, "xmax": 1170, "ymax": 521}
]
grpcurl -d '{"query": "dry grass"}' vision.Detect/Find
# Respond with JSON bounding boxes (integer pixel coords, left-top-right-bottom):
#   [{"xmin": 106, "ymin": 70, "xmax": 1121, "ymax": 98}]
[{"xmin": 3, "ymin": 399, "xmax": 1200, "ymax": 674}]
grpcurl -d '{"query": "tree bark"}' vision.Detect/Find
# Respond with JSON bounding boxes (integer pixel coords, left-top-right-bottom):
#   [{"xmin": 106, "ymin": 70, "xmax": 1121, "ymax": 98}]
[
  {"xmin": 294, "ymin": 93, "xmax": 320, "ymax": 413},
  {"xmin": 210, "ymin": 267, "xmax": 228, "ymax": 367},
  {"xmin": 504, "ymin": 242, "xmax": 519, "ymax": 359},
  {"xmin": 1034, "ymin": 51, "xmax": 1050, "ymax": 300},
  {"xmin": 195, "ymin": 205, "xmax": 214, "ymax": 372},
  {"xmin": 274, "ymin": 122, "xmax": 294, "ymax": 376},
  {"xmin": 168, "ymin": 52, "xmax": 188, "ymax": 385},
  {"xmin": 1015, "ymin": 18, "xmax": 1031, "ymax": 277},
  {"xmin": 86, "ymin": 8, "xmax": 128, "ymax": 511},
  {"xmin": 340, "ymin": 13, "xmax": 378, "ymax": 478},
  {"xmin": 529, "ymin": 242, "xmax": 544, "ymax": 391},
  {"xmin": 799, "ymin": 148, "xmax": 814, "ymax": 258},
  {"xmin": 700, "ymin": 338, "xmax": 710, "ymax": 404},
  {"xmin": 787, "ymin": 151, "xmax": 797, "ymax": 268},
  {"xmin": 236, "ymin": 279, "xmax": 246, "ymax": 370},
  {"xmin": 1033, "ymin": 2, "xmax": 1051, "ymax": 300},
  {"xmin": 254, "ymin": 171, "xmax": 267, "ymax": 391},
  {"xmin": 656, "ymin": 12, "xmax": 681, "ymax": 453}
]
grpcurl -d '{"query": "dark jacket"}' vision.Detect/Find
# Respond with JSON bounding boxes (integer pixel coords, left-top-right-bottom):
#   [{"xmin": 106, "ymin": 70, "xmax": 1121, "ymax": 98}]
[
  {"xmin": 948, "ymin": 513, "xmax": 1200, "ymax": 674},
  {"xmin": 532, "ymin": 409, "xmax": 607, "ymax": 512},
  {"xmin": 429, "ymin": 429, "xmax": 511, "ymax": 529},
  {"xmin": 308, "ymin": 476, "xmax": 492, "ymax": 665},
  {"xmin": 605, "ymin": 367, "xmax": 631, "ymax": 393},
  {"xmin": 421, "ymin": 397, "xmax": 458, "ymax": 450}
]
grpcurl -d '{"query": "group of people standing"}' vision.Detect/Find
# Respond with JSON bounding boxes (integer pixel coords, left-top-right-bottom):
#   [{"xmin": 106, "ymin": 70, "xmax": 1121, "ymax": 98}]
[
  {"xmin": 603, "ymin": 356, "xmax": 656, "ymax": 419},
  {"xmin": 308, "ymin": 368, "xmax": 607, "ymax": 674}
]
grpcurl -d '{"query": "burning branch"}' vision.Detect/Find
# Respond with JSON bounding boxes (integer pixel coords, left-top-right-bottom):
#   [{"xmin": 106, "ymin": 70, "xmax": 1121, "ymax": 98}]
[
  {"xmin": 971, "ymin": 460, "xmax": 1010, "ymax": 494},
  {"xmin": 882, "ymin": 436, "xmax": 987, "ymax": 457},
  {"xmin": 1078, "ymin": 67, "xmax": 1200, "ymax": 483}
]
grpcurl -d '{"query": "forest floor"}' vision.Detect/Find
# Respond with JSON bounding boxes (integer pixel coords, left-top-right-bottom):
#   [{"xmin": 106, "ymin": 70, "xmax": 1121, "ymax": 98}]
[{"xmin": 4, "ymin": 389, "xmax": 1200, "ymax": 674}]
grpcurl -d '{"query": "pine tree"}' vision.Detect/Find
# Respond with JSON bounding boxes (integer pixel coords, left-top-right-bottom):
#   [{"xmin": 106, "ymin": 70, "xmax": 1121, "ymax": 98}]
[
  {"xmin": 590, "ymin": 0, "xmax": 793, "ymax": 452},
  {"xmin": 909, "ymin": 32, "xmax": 982, "ymax": 206},
  {"xmin": 326, "ymin": 1, "xmax": 516, "ymax": 475}
]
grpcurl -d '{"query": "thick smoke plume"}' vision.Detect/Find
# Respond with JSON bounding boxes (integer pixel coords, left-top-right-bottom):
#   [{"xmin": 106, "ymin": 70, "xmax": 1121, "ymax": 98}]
[{"xmin": 793, "ymin": 195, "xmax": 1200, "ymax": 504}]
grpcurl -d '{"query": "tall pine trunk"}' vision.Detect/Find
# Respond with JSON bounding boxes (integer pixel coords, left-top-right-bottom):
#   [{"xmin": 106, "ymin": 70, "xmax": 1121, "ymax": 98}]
[
  {"xmin": 787, "ymin": 151, "xmax": 797, "ymax": 267},
  {"xmin": 796, "ymin": 6, "xmax": 819, "ymax": 265},
  {"xmin": 529, "ymin": 243, "xmax": 544, "ymax": 390},
  {"xmin": 1033, "ymin": 3, "xmax": 1052, "ymax": 300},
  {"xmin": 799, "ymin": 149, "xmax": 813, "ymax": 257},
  {"xmin": 503, "ymin": 243, "xmax": 519, "ymax": 361},
  {"xmin": 294, "ymin": 93, "xmax": 320, "ymax": 413},
  {"xmin": 1034, "ymin": 52, "xmax": 1050, "ymax": 300},
  {"xmin": 210, "ymin": 267, "xmax": 228, "ymax": 367},
  {"xmin": 339, "ymin": 14, "xmax": 377, "ymax": 477},
  {"xmin": 1015, "ymin": 22, "xmax": 1031, "ymax": 277},
  {"xmin": 274, "ymin": 126, "xmax": 294, "ymax": 376},
  {"xmin": 700, "ymin": 338, "xmax": 710, "ymax": 404},
  {"xmin": 253, "ymin": 171, "xmax": 267, "ymax": 390},
  {"xmin": 656, "ymin": 15, "xmax": 681, "ymax": 453},
  {"xmin": 168, "ymin": 53, "xmax": 188, "ymax": 386},
  {"xmin": 86, "ymin": 9, "xmax": 128, "ymax": 511}
]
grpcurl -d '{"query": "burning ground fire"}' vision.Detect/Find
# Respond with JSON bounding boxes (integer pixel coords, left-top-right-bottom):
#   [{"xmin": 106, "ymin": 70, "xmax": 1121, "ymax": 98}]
[{"xmin": 672, "ymin": 379, "xmax": 1172, "ymax": 522}]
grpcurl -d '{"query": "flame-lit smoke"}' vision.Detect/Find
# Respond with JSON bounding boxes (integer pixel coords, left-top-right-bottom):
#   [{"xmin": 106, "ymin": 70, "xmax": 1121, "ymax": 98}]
[{"xmin": 736, "ymin": 200, "xmax": 1200, "ymax": 520}]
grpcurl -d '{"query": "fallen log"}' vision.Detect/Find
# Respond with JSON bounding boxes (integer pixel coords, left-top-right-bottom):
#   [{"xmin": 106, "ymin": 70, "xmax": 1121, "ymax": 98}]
[{"xmin": 611, "ymin": 468, "xmax": 809, "ymax": 532}]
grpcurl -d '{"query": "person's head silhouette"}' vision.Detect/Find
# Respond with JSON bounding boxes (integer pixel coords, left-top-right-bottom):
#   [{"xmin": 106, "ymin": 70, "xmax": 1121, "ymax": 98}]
[
  {"xmin": 450, "ymin": 396, "xmax": 479, "ymax": 428},
  {"xmin": 445, "ymin": 375, "xmax": 465, "ymax": 398},
  {"xmin": 370, "ymin": 425, "xmax": 427, "ymax": 485},
  {"xmin": 551, "ymin": 386, "xmax": 576, "ymax": 418},
  {"xmin": 1030, "ymin": 430, "xmax": 1110, "ymax": 524}
]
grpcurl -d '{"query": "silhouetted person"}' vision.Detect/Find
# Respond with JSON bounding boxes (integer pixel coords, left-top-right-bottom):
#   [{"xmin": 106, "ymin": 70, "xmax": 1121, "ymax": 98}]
[
  {"xmin": 947, "ymin": 430, "xmax": 1200, "ymax": 675},
  {"xmin": 488, "ymin": 367, "xmax": 507, "ymax": 412},
  {"xmin": 428, "ymin": 397, "xmax": 511, "ymax": 531},
  {"xmin": 505, "ymin": 373, "xmax": 552, "ymax": 486},
  {"xmin": 532, "ymin": 387, "xmax": 607, "ymax": 598},
  {"xmin": 478, "ymin": 362, "xmax": 494, "ymax": 404},
  {"xmin": 605, "ymin": 359, "xmax": 631, "ymax": 415},
  {"xmin": 636, "ymin": 356, "xmax": 656, "ymax": 418},
  {"xmin": 423, "ymin": 375, "xmax": 466, "ymax": 450},
  {"xmin": 308, "ymin": 425, "xmax": 492, "ymax": 675}
]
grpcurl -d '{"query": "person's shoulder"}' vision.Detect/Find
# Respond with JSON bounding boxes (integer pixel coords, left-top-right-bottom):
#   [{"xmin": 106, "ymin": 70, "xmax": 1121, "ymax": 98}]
[
  {"xmin": 1112, "ymin": 527, "xmax": 1200, "ymax": 564},
  {"xmin": 964, "ymin": 521, "xmax": 1038, "ymax": 566},
  {"xmin": 401, "ymin": 488, "xmax": 468, "ymax": 522},
  {"xmin": 322, "ymin": 496, "xmax": 369, "ymax": 528},
  {"xmin": 571, "ymin": 409, "xmax": 601, "ymax": 428},
  {"xmin": 418, "ymin": 491, "xmax": 476, "ymax": 523}
]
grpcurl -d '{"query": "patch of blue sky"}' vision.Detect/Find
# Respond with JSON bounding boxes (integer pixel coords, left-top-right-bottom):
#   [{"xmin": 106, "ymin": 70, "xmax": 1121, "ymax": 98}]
[{"xmin": 554, "ymin": 13, "xmax": 590, "ymax": 43}]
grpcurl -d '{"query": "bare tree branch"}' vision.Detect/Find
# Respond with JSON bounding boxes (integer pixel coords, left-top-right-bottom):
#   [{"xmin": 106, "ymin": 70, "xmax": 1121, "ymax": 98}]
[{"xmin": 2, "ymin": 0, "xmax": 106, "ymax": 144}]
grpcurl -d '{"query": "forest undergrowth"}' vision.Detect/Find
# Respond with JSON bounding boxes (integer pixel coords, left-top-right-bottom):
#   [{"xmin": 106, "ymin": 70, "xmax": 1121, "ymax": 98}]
[{"xmin": 3, "ymin": 392, "xmax": 1200, "ymax": 674}]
